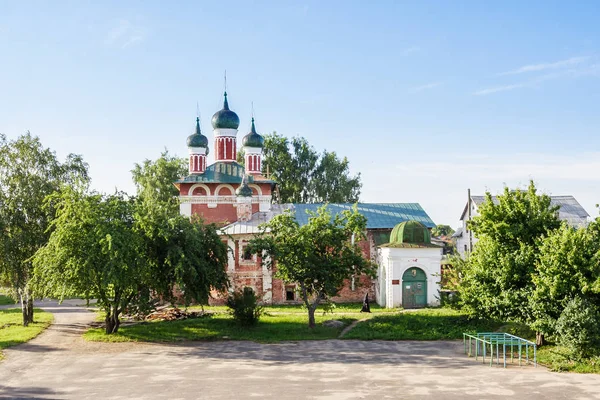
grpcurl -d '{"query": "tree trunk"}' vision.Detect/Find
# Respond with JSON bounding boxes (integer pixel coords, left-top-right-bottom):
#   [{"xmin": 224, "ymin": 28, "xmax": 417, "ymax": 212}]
[
  {"xmin": 21, "ymin": 298, "xmax": 29, "ymax": 327},
  {"xmin": 27, "ymin": 297, "xmax": 34, "ymax": 324},
  {"xmin": 19, "ymin": 289, "xmax": 34, "ymax": 326},
  {"xmin": 308, "ymin": 307, "xmax": 316, "ymax": 329},
  {"xmin": 105, "ymin": 306, "xmax": 121, "ymax": 334},
  {"xmin": 536, "ymin": 331, "xmax": 545, "ymax": 346}
]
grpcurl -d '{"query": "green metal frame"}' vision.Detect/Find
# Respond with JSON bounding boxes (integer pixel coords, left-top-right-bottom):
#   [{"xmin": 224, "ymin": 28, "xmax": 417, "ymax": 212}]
[{"xmin": 463, "ymin": 332, "xmax": 536, "ymax": 368}]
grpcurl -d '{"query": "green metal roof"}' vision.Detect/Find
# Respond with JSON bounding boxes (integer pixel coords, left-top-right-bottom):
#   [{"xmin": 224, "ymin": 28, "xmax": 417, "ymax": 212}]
[
  {"xmin": 292, "ymin": 203, "xmax": 435, "ymax": 229},
  {"xmin": 187, "ymin": 117, "xmax": 208, "ymax": 148},
  {"xmin": 389, "ymin": 220, "xmax": 432, "ymax": 245},
  {"xmin": 211, "ymin": 92, "xmax": 240, "ymax": 130},
  {"xmin": 176, "ymin": 162, "xmax": 275, "ymax": 184},
  {"xmin": 242, "ymin": 118, "xmax": 264, "ymax": 148}
]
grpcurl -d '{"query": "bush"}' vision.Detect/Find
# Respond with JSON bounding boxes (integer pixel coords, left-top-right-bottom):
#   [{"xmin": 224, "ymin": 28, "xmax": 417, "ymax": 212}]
[
  {"xmin": 226, "ymin": 287, "xmax": 263, "ymax": 327},
  {"xmin": 555, "ymin": 297, "xmax": 600, "ymax": 359}
]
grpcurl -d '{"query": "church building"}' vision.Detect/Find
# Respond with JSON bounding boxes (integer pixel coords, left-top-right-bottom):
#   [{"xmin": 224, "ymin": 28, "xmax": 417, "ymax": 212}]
[{"xmin": 174, "ymin": 90, "xmax": 442, "ymax": 307}]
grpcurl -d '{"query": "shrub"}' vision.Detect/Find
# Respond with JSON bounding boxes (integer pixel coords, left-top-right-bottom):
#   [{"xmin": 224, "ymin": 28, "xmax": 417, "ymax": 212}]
[
  {"xmin": 226, "ymin": 287, "xmax": 263, "ymax": 327},
  {"xmin": 555, "ymin": 297, "xmax": 600, "ymax": 359}
]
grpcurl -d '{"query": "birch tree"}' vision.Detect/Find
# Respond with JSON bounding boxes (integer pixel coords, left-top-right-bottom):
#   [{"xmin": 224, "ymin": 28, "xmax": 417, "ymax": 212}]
[{"xmin": 0, "ymin": 132, "xmax": 88, "ymax": 326}]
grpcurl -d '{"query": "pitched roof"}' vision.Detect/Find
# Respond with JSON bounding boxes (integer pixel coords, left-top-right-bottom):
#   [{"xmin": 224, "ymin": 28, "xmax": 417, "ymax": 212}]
[
  {"xmin": 293, "ymin": 203, "xmax": 435, "ymax": 229},
  {"xmin": 459, "ymin": 194, "xmax": 590, "ymax": 223},
  {"xmin": 175, "ymin": 162, "xmax": 275, "ymax": 184},
  {"xmin": 220, "ymin": 203, "xmax": 436, "ymax": 236}
]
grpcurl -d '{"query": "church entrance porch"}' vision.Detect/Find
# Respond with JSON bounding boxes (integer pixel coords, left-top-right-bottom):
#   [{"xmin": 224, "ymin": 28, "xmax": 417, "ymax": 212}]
[{"xmin": 402, "ymin": 267, "xmax": 427, "ymax": 309}]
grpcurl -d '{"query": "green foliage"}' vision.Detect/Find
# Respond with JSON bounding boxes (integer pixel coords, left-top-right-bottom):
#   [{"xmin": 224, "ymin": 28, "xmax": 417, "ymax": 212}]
[
  {"xmin": 32, "ymin": 153, "xmax": 229, "ymax": 334},
  {"xmin": 537, "ymin": 345, "xmax": 600, "ymax": 373},
  {"xmin": 0, "ymin": 132, "xmax": 88, "ymax": 326},
  {"xmin": 459, "ymin": 181, "xmax": 560, "ymax": 325},
  {"xmin": 343, "ymin": 308, "xmax": 502, "ymax": 340},
  {"xmin": 555, "ymin": 297, "xmax": 600, "ymax": 359},
  {"xmin": 32, "ymin": 189, "xmax": 144, "ymax": 334},
  {"xmin": 262, "ymin": 133, "xmax": 361, "ymax": 203},
  {"xmin": 432, "ymin": 224, "xmax": 455, "ymax": 237},
  {"xmin": 248, "ymin": 205, "xmax": 376, "ymax": 328},
  {"xmin": 0, "ymin": 294, "xmax": 15, "ymax": 306},
  {"xmin": 468, "ymin": 182, "xmax": 560, "ymax": 247},
  {"xmin": 131, "ymin": 152, "xmax": 229, "ymax": 307},
  {"xmin": 531, "ymin": 221, "xmax": 600, "ymax": 337},
  {"xmin": 226, "ymin": 287, "xmax": 263, "ymax": 327}
]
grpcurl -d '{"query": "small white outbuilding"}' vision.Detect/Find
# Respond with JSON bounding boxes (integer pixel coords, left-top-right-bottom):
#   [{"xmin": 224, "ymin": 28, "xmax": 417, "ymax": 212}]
[{"xmin": 376, "ymin": 221, "xmax": 443, "ymax": 308}]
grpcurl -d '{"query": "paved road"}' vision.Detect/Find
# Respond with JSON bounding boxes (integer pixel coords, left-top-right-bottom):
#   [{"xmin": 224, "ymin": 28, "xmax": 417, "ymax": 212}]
[{"xmin": 1, "ymin": 303, "xmax": 600, "ymax": 399}]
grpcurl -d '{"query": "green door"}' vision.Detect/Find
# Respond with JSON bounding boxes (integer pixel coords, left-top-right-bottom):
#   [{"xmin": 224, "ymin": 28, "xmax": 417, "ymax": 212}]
[{"xmin": 402, "ymin": 268, "xmax": 427, "ymax": 309}]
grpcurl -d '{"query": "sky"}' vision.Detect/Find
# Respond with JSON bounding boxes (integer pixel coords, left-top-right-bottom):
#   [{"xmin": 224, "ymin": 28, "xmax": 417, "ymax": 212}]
[{"xmin": 1, "ymin": 0, "xmax": 599, "ymax": 227}]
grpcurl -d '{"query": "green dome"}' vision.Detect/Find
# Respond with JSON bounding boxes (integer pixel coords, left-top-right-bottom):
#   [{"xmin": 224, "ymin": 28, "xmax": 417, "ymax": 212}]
[
  {"xmin": 236, "ymin": 179, "xmax": 253, "ymax": 197},
  {"xmin": 187, "ymin": 117, "xmax": 209, "ymax": 148},
  {"xmin": 242, "ymin": 118, "xmax": 264, "ymax": 148},
  {"xmin": 389, "ymin": 221, "xmax": 431, "ymax": 245},
  {"xmin": 211, "ymin": 92, "xmax": 240, "ymax": 130}
]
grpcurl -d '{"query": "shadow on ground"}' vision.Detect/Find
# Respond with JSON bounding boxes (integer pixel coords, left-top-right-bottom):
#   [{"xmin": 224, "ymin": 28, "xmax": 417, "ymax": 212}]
[{"xmin": 0, "ymin": 384, "xmax": 62, "ymax": 400}]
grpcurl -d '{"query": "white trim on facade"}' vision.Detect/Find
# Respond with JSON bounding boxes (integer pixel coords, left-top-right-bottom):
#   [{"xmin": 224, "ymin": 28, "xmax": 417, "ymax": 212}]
[
  {"xmin": 214, "ymin": 184, "xmax": 235, "ymax": 196},
  {"xmin": 179, "ymin": 194, "xmax": 273, "ymax": 208},
  {"xmin": 188, "ymin": 183, "xmax": 212, "ymax": 196}
]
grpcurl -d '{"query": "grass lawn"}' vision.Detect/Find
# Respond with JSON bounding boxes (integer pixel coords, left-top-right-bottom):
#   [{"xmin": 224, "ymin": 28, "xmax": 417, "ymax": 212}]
[
  {"xmin": 537, "ymin": 345, "xmax": 600, "ymax": 373},
  {"xmin": 0, "ymin": 308, "xmax": 54, "ymax": 359},
  {"xmin": 342, "ymin": 308, "xmax": 503, "ymax": 340},
  {"xmin": 0, "ymin": 294, "xmax": 15, "ymax": 306},
  {"xmin": 84, "ymin": 302, "xmax": 396, "ymax": 343}
]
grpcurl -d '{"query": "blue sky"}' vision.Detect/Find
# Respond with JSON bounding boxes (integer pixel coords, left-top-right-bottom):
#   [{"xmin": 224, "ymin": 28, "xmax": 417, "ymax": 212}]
[{"xmin": 1, "ymin": 0, "xmax": 599, "ymax": 227}]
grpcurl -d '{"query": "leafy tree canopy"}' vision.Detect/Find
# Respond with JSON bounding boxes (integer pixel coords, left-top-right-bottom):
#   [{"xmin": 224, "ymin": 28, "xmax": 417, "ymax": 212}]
[
  {"xmin": 32, "ymin": 152, "xmax": 229, "ymax": 334},
  {"xmin": 0, "ymin": 132, "xmax": 88, "ymax": 326},
  {"xmin": 432, "ymin": 224, "xmax": 455, "ymax": 237},
  {"xmin": 458, "ymin": 181, "xmax": 561, "ymax": 342},
  {"xmin": 32, "ymin": 189, "xmax": 143, "ymax": 334},
  {"xmin": 531, "ymin": 220, "xmax": 600, "ymax": 337},
  {"xmin": 260, "ymin": 133, "xmax": 361, "ymax": 203},
  {"xmin": 248, "ymin": 205, "xmax": 375, "ymax": 328}
]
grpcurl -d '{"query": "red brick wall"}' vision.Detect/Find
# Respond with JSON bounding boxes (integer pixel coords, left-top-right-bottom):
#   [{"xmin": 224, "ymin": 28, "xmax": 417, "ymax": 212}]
[{"xmin": 191, "ymin": 204, "xmax": 237, "ymax": 226}]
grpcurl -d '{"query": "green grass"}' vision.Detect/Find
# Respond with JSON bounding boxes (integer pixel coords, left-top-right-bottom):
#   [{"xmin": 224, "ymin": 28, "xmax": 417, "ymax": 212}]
[
  {"xmin": 342, "ymin": 308, "xmax": 503, "ymax": 340},
  {"xmin": 536, "ymin": 345, "xmax": 600, "ymax": 373},
  {"xmin": 0, "ymin": 308, "xmax": 54, "ymax": 359},
  {"xmin": 84, "ymin": 302, "xmax": 393, "ymax": 343},
  {"xmin": 0, "ymin": 294, "xmax": 15, "ymax": 306}
]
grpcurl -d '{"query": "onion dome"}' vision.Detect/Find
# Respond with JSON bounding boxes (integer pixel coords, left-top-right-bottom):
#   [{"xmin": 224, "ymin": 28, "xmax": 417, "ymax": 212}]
[
  {"xmin": 211, "ymin": 92, "xmax": 240, "ymax": 129},
  {"xmin": 389, "ymin": 221, "xmax": 431, "ymax": 245},
  {"xmin": 187, "ymin": 117, "xmax": 209, "ymax": 148},
  {"xmin": 242, "ymin": 118, "xmax": 265, "ymax": 148},
  {"xmin": 236, "ymin": 176, "xmax": 253, "ymax": 197}
]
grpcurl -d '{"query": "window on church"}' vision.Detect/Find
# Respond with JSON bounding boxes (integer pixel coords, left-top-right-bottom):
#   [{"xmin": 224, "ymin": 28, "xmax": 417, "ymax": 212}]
[
  {"xmin": 242, "ymin": 246, "xmax": 253, "ymax": 261},
  {"xmin": 285, "ymin": 286, "xmax": 296, "ymax": 301}
]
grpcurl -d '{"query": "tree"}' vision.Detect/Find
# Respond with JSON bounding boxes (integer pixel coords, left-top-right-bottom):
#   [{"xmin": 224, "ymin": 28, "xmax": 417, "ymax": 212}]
[
  {"xmin": 32, "ymin": 153, "xmax": 229, "ymax": 334},
  {"xmin": 458, "ymin": 181, "xmax": 560, "ymax": 344},
  {"xmin": 0, "ymin": 132, "xmax": 88, "ymax": 326},
  {"xmin": 432, "ymin": 224, "xmax": 455, "ymax": 237},
  {"xmin": 32, "ymin": 189, "xmax": 143, "ymax": 334},
  {"xmin": 131, "ymin": 152, "xmax": 229, "ymax": 307},
  {"xmin": 248, "ymin": 205, "xmax": 375, "ymax": 328},
  {"xmin": 261, "ymin": 133, "xmax": 361, "ymax": 203},
  {"xmin": 531, "ymin": 220, "xmax": 600, "ymax": 341},
  {"xmin": 555, "ymin": 297, "xmax": 600, "ymax": 359}
]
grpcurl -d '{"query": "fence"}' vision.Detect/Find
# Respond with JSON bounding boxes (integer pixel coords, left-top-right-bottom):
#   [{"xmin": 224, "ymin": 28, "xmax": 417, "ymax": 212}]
[{"xmin": 463, "ymin": 332, "xmax": 536, "ymax": 368}]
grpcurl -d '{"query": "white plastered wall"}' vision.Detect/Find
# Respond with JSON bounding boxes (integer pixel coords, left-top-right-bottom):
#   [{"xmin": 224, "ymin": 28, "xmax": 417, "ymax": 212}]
[{"xmin": 377, "ymin": 247, "xmax": 442, "ymax": 308}]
